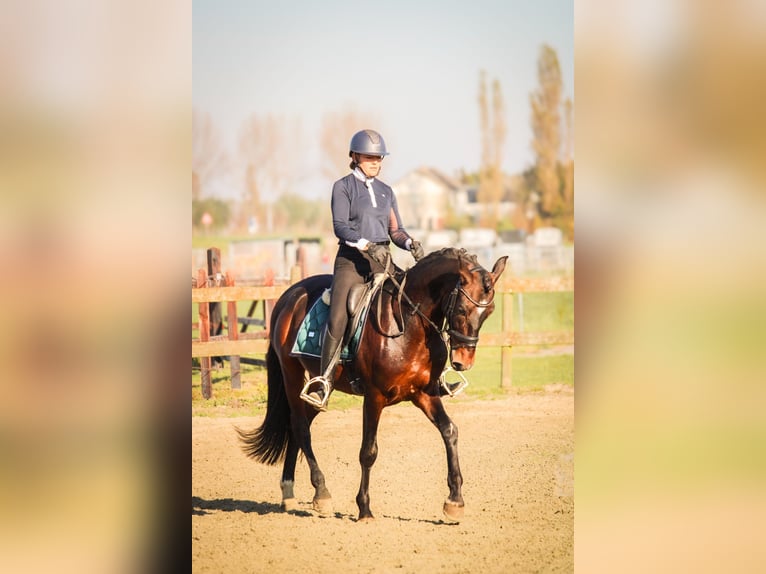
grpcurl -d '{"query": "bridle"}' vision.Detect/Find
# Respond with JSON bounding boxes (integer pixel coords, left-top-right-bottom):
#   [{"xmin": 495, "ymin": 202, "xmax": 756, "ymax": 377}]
[{"xmin": 441, "ymin": 267, "xmax": 495, "ymax": 350}]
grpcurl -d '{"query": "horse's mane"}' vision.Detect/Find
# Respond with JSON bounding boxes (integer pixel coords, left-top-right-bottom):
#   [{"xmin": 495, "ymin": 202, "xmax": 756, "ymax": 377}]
[
  {"xmin": 415, "ymin": 247, "xmax": 479, "ymax": 270},
  {"xmin": 407, "ymin": 247, "xmax": 493, "ymax": 294}
]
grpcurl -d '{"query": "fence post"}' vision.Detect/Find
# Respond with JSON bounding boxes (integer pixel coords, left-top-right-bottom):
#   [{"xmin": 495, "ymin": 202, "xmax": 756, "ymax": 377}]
[
  {"xmin": 290, "ymin": 264, "xmax": 302, "ymax": 284},
  {"xmin": 207, "ymin": 247, "xmax": 223, "ymax": 366},
  {"xmin": 225, "ymin": 272, "xmax": 241, "ymax": 389},
  {"xmin": 296, "ymin": 244, "xmax": 307, "ymax": 279},
  {"xmin": 197, "ymin": 268, "xmax": 212, "ymax": 399},
  {"xmin": 501, "ymin": 274, "xmax": 513, "ymax": 389}
]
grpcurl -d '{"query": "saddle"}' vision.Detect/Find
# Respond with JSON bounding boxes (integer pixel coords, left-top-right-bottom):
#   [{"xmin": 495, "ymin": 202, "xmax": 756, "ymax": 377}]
[{"xmin": 290, "ymin": 272, "xmax": 387, "ymax": 362}]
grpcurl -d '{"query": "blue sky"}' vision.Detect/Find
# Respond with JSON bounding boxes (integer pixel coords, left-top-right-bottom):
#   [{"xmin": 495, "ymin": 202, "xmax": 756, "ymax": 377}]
[{"xmin": 193, "ymin": 0, "xmax": 573, "ymax": 199}]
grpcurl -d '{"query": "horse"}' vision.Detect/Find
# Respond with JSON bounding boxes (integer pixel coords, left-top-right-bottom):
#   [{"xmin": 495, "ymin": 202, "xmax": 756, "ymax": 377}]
[{"xmin": 236, "ymin": 247, "xmax": 507, "ymax": 522}]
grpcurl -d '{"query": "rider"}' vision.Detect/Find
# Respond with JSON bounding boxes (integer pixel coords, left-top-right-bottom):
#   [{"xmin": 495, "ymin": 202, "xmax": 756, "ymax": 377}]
[{"xmin": 301, "ymin": 129, "xmax": 425, "ymax": 409}]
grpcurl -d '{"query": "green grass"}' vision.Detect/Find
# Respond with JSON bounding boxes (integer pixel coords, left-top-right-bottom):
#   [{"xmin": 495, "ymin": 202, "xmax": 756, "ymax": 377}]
[
  {"xmin": 191, "ymin": 362, "xmax": 365, "ymax": 417},
  {"xmin": 193, "ymin": 348, "xmax": 573, "ymax": 417}
]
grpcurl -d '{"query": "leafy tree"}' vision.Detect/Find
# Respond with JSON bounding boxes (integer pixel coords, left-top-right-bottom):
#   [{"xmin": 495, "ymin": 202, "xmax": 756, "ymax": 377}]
[
  {"xmin": 477, "ymin": 70, "xmax": 507, "ymax": 228},
  {"xmin": 530, "ymin": 44, "xmax": 563, "ymax": 216},
  {"xmin": 192, "ymin": 198, "xmax": 230, "ymax": 232},
  {"xmin": 529, "ymin": 44, "xmax": 573, "ymax": 238},
  {"xmin": 272, "ymin": 193, "xmax": 330, "ymax": 233}
]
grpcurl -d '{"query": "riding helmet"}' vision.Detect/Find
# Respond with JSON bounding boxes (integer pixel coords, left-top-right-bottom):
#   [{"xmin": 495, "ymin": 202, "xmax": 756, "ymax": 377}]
[{"xmin": 349, "ymin": 129, "xmax": 389, "ymax": 157}]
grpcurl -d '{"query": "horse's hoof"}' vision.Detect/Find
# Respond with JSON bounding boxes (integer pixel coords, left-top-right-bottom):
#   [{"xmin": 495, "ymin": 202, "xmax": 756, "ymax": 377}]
[
  {"xmin": 312, "ymin": 497, "xmax": 333, "ymax": 517},
  {"xmin": 281, "ymin": 498, "xmax": 298, "ymax": 512},
  {"xmin": 442, "ymin": 500, "xmax": 464, "ymax": 523},
  {"xmin": 356, "ymin": 513, "xmax": 375, "ymax": 523}
]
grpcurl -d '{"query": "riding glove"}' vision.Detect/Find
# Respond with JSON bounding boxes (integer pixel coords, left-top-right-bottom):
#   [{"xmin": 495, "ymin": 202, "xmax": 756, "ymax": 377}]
[
  {"xmin": 367, "ymin": 243, "xmax": 389, "ymax": 267},
  {"xmin": 410, "ymin": 240, "xmax": 425, "ymax": 262}
]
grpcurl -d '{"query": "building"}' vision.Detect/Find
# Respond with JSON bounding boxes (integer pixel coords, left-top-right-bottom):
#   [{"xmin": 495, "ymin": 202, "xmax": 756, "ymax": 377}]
[
  {"xmin": 392, "ymin": 167, "xmax": 461, "ymax": 231},
  {"xmin": 393, "ymin": 166, "xmax": 521, "ymax": 230}
]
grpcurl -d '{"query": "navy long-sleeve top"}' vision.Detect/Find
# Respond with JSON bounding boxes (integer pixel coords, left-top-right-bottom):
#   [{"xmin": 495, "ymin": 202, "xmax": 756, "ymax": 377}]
[{"xmin": 331, "ymin": 171, "xmax": 412, "ymax": 250}]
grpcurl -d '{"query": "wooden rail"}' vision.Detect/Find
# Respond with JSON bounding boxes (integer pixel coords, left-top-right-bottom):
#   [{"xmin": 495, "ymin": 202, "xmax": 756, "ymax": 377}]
[
  {"xmin": 495, "ymin": 274, "xmax": 574, "ymax": 388},
  {"xmin": 192, "ymin": 248, "xmax": 573, "ymax": 397}
]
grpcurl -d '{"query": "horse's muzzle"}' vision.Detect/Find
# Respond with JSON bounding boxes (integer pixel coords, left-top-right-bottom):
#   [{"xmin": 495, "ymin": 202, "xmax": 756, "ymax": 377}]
[{"xmin": 450, "ymin": 347, "xmax": 476, "ymax": 371}]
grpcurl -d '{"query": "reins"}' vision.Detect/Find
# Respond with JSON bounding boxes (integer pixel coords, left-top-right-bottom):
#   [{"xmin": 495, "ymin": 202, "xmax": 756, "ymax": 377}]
[
  {"xmin": 374, "ymin": 256, "xmax": 495, "ymax": 351},
  {"xmin": 374, "ymin": 257, "xmax": 436, "ymax": 338}
]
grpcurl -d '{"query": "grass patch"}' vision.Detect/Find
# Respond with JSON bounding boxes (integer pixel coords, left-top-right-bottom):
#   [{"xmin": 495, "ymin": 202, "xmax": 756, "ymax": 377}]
[
  {"xmin": 467, "ymin": 346, "xmax": 574, "ymax": 397},
  {"xmin": 191, "ymin": 364, "xmax": 268, "ymax": 417},
  {"xmin": 192, "ymin": 348, "xmax": 573, "ymax": 417}
]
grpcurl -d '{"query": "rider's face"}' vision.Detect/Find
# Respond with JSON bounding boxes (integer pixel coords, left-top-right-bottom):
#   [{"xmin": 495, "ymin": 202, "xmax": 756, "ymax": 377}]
[{"xmin": 356, "ymin": 153, "xmax": 383, "ymax": 178}]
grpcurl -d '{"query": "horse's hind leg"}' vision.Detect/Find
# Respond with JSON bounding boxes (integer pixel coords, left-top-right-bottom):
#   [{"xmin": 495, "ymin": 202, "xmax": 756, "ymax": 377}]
[
  {"xmin": 279, "ymin": 434, "xmax": 300, "ymax": 511},
  {"xmin": 412, "ymin": 392, "xmax": 464, "ymax": 523},
  {"xmin": 274, "ymin": 346, "xmax": 334, "ymax": 516},
  {"xmin": 290, "ymin": 408, "xmax": 333, "ymax": 516}
]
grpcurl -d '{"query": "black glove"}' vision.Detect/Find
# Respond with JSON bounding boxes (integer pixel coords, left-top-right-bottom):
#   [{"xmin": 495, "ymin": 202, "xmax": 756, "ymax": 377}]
[
  {"xmin": 410, "ymin": 240, "xmax": 425, "ymax": 262},
  {"xmin": 367, "ymin": 243, "xmax": 389, "ymax": 267}
]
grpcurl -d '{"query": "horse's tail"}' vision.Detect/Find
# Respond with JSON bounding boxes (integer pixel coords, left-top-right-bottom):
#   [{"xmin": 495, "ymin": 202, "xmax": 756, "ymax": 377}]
[{"xmin": 236, "ymin": 343, "xmax": 291, "ymax": 465}]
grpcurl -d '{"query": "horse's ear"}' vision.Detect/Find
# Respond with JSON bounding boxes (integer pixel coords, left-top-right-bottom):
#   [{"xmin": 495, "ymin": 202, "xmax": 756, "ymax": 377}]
[{"xmin": 490, "ymin": 256, "xmax": 508, "ymax": 285}]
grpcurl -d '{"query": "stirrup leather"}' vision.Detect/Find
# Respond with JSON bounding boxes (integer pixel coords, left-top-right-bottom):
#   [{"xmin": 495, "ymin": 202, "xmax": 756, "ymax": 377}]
[{"xmin": 300, "ymin": 376, "xmax": 332, "ymax": 410}]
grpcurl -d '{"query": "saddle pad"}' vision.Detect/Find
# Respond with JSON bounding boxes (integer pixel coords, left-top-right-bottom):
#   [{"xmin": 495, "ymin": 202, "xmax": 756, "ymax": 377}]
[{"xmin": 290, "ymin": 292, "xmax": 368, "ymax": 362}]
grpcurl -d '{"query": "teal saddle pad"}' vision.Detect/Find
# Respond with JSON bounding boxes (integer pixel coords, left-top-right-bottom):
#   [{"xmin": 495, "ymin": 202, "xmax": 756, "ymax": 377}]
[{"xmin": 290, "ymin": 292, "xmax": 368, "ymax": 362}]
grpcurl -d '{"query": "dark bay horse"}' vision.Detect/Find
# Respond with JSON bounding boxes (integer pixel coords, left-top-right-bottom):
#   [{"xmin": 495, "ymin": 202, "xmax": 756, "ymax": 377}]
[{"xmin": 236, "ymin": 247, "xmax": 507, "ymax": 522}]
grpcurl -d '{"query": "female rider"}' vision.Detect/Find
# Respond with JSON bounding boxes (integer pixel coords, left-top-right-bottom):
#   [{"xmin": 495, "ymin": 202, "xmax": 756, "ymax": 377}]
[{"xmin": 301, "ymin": 129, "xmax": 424, "ymax": 409}]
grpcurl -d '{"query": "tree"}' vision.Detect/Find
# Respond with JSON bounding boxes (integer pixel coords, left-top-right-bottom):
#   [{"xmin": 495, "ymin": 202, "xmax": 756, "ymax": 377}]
[
  {"xmin": 192, "ymin": 197, "xmax": 230, "ymax": 232},
  {"xmin": 561, "ymin": 97, "xmax": 574, "ymax": 208},
  {"xmin": 192, "ymin": 108, "xmax": 229, "ymax": 201},
  {"xmin": 319, "ymin": 109, "xmax": 381, "ymax": 181},
  {"xmin": 272, "ymin": 193, "xmax": 330, "ymax": 233},
  {"xmin": 477, "ymin": 70, "xmax": 507, "ymax": 228},
  {"xmin": 238, "ymin": 114, "xmax": 302, "ymax": 232},
  {"xmin": 530, "ymin": 44, "xmax": 564, "ymax": 217}
]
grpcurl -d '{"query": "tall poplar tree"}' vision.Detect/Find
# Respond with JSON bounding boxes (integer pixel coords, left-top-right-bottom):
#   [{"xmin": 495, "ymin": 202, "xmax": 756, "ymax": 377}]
[
  {"xmin": 530, "ymin": 45, "xmax": 564, "ymax": 217},
  {"xmin": 478, "ymin": 70, "xmax": 507, "ymax": 228}
]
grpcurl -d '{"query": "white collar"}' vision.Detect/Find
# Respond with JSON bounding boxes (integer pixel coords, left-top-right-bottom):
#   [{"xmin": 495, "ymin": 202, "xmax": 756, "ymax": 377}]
[{"xmin": 352, "ymin": 167, "xmax": 374, "ymax": 184}]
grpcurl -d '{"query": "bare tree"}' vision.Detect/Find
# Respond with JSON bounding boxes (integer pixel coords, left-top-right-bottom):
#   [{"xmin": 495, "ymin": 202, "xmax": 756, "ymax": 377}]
[
  {"xmin": 192, "ymin": 108, "xmax": 229, "ymax": 200},
  {"xmin": 319, "ymin": 109, "xmax": 381, "ymax": 180},
  {"xmin": 238, "ymin": 114, "xmax": 302, "ymax": 232}
]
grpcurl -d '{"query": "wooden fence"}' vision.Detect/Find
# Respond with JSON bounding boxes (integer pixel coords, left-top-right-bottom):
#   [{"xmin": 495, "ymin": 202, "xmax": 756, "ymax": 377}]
[{"xmin": 192, "ymin": 248, "xmax": 573, "ymax": 398}]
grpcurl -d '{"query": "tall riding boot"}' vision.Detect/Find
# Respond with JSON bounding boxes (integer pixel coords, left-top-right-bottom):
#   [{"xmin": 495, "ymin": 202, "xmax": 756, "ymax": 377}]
[{"xmin": 300, "ymin": 326, "xmax": 342, "ymax": 410}]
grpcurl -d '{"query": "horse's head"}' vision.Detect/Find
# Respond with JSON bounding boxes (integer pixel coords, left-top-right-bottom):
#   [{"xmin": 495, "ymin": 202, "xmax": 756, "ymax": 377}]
[{"xmin": 443, "ymin": 251, "xmax": 508, "ymax": 371}]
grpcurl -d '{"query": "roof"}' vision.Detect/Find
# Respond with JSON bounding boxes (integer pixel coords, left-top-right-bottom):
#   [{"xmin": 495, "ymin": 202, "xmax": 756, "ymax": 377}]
[{"xmin": 393, "ymin": 166, "xmax": 461, "ymax": 191}]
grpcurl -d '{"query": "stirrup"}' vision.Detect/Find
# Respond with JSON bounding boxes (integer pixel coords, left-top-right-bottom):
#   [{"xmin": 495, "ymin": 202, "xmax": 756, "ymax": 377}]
[
  {"xmin": 300, "ymin": 375, "xmax": 332, "ymax": 410},
  {"xmin": 439, "ymin": 367, "xmax": 469, "ymax": 397}
]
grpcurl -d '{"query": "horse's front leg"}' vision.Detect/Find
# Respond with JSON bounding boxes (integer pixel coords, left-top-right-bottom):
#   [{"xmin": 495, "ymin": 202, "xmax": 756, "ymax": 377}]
[
  {"xmin": 356, "ymin": 394, "xmax": 385, "ymax": 522},
  {"xmin": 412, "ymin": 392, "xmax": 464, "ymax": 523}
]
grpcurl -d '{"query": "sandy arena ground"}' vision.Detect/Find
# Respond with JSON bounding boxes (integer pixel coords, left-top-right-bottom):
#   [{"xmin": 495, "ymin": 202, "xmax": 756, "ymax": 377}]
[{"xmin": 193, "ymin": 388, "xmax": 573, "ymax": 573}]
